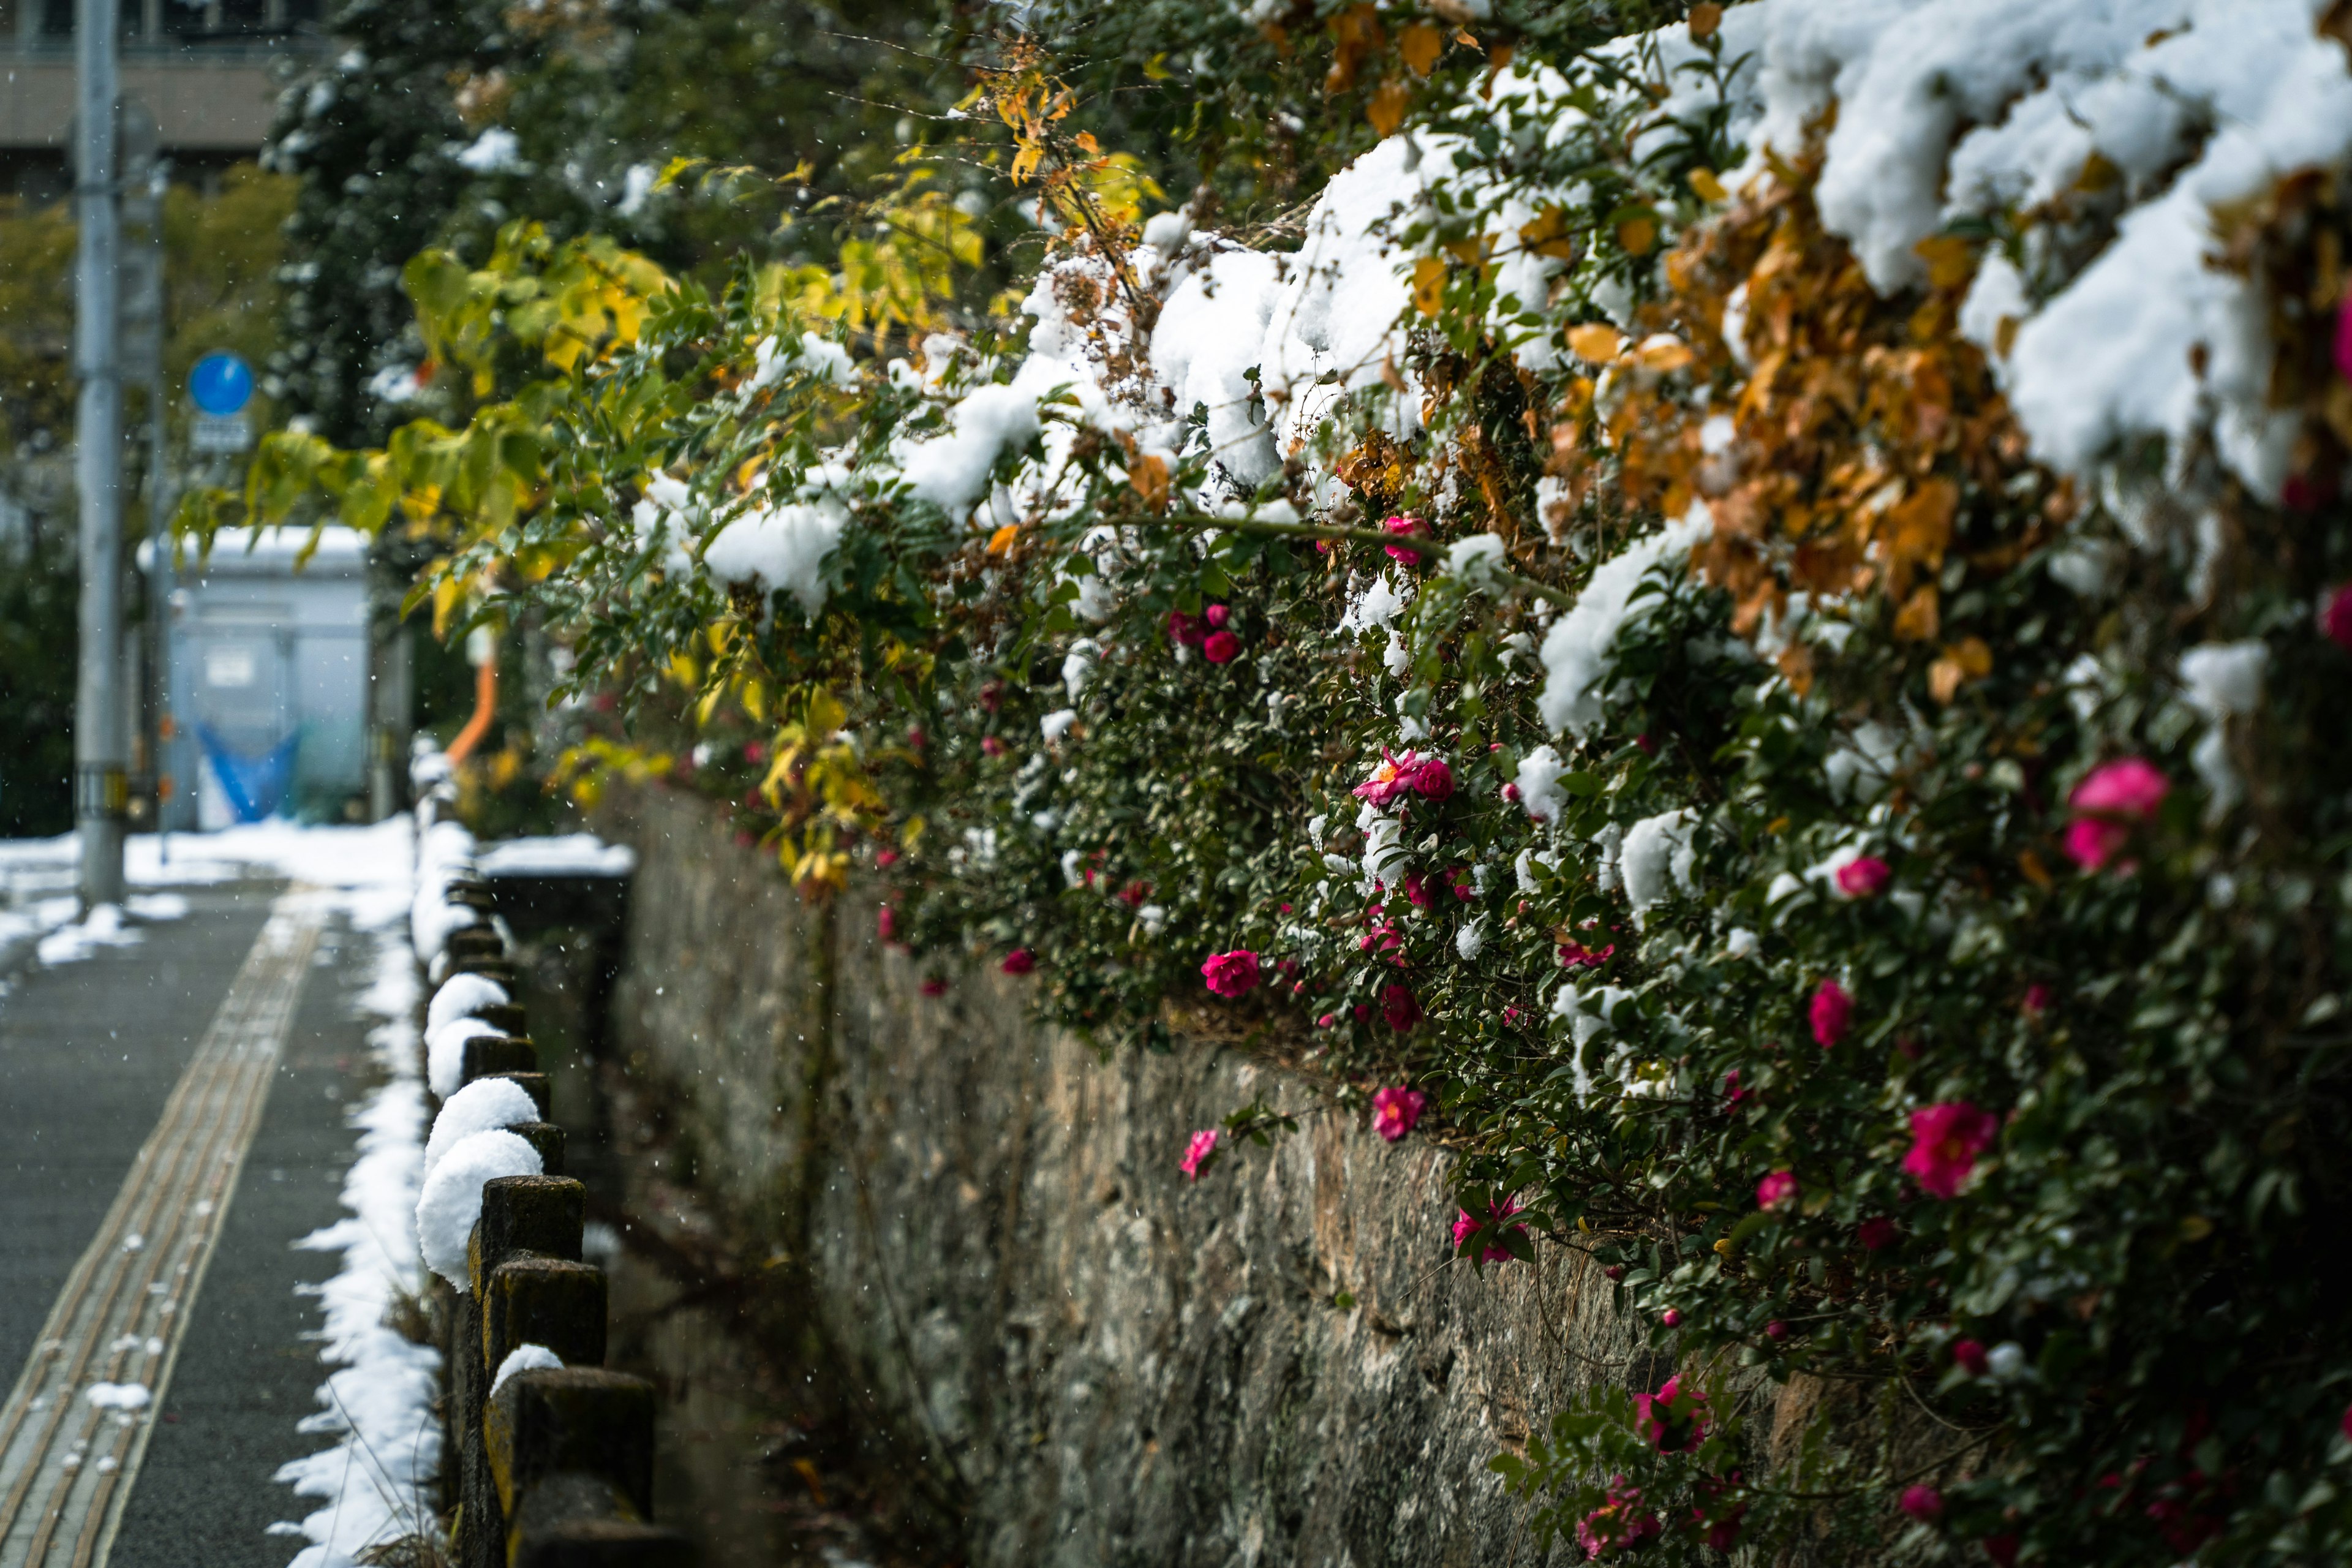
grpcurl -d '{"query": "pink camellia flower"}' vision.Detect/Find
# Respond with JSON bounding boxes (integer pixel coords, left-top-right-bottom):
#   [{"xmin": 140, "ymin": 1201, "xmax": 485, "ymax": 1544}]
[
  {"xmin": 2064, "ymin": 757, "xmax": 2169, "ymax": 871},
  {"xmin": 1856, "ymin": 1216, "xmax": 1899, "ymax": 1251},
  {"xmin": 1810, "ymin": 979, "xmax": 1852, "ymax": 1048},
  {"xmin": 1452, "ymin": 1195, "xmax": 1526, "ymax": 1264},
  {"xmin": 1166, "ymin": 609, "xmax": 1207, "ymax": 647},
  {"xmin": 1202, "ymin": 629, "xmax": 1240, "ymax": 664},
  {"xmin": 1381, "ymin": 982, "xmax": 1423, "ymax": 1031},
  {"xmin": 1834, "ymin": 856, "xmax": 1891, "ymax": 899},
  {"xmin": 1756, "ymin": 1170, "xmax": 1798, "ymax": 1211},
  {"xmin": 1200, "ymin": 949, "xmax": 1262, "ymax": 998},
  {"xmin": 1501, "ymin": 781, "xmax": 1521, "ymax": 803},
  {"xmin": 744, "ymin": 741, "xmax": 768, "ymax": 764},
  {"xmin": 1352, "ymin": 749, "xmax": 1422, "ymax": 809},
  {"xmin": 2022, "ymin": 982, "xmax": 2054, "ymax": 1015},
  {"xmin": 1904, "ymin": 1102, "xmax": 1999, "ymax": 1199},
  {"xmin": 1371, "ymin": 1085, "xmax": 1427, "ymax": 1142},
  {"xmin": 1723, "ymin": 1068, "xmax": 1746, "ymax": 1104},
  {"xmin": 919, "ymin": 978, "xmax": 949, "ymax": 997},
  {"xmin": 1382, "ymin": 514, "xmax": 1425, "ymax": 564},
  {"xmin": 1204, "ymin": 603, "xmax": 1230, "ymax": 628},
  {"xmin": 877, "ymin": 905, "xmax": 897, "ymax": 943},
  {"xmin": 1899, "ymin": 1485, "xmax": 1945, "ymax": 1523},
  {"xmin": 1403, "ymin": 872, "xmax": 1431, "ymax": 909},
  {"xmin": 1575, "ymin": 1477, "xmax": 1661, "ymax": 1559},
  {"xmin": 1001, "ymin": 948, "xmax": 1036, "ymax": 976},
  {"xmin": 1316, "ymin": 1013, "xmax": 1336, "ymax": 1029},
  {"xmin": 1558, "ymin": 941, "xmax": 1615, "ymax": 970},
  {"xmin": 1952, "ymin": 1338, "xmax": 1989, "ymax": 1377},
  {"xmin": 981, "ymin": 735, "xmax": 1006, "ymax": 758},
  {"xmin": 875, "ymin": 848, "xmax": 899, "ymax": 869},
  {"xmin": 1633, "ymin": 1373, "xmax": 1707, "ymax": 1452},
  {"xmin": 1765, "ymin": 1320, "xmax": 1789, "ymax": 1342},
  {"xmin": 1660, "ymin": 1308, "xmax": 1683, "ymax": 1329},
  {"xmin": 1180, "ymin": 1128, "xmax": 1218, "ymax": 1182},
  {"xmin": 2321, "ymin": 584, "xmax": 2352, "ymax": 652},
  {"xmin": 1409, "ymin": 756, "xmax": 1455, "ymax": 800}
]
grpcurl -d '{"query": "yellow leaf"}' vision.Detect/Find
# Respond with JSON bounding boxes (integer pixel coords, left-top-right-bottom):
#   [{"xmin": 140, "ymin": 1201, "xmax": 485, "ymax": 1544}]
[
  {"xmin": 1398, "ymin": 21, "xmax": 1443, "ymax": 76},
  {"xmin": 1687, "ymin": 167, "xmax": 1727, "ymax": 203},
  {"xmin": 1687, "ymin": 2, "xmax": 1722, "ymax": 39},
  {"xmin": 1143, "ymin": 52, "xmax": 1172, "ymax": 80},
  {"xmin": 987, "ymin": 523, "xmax": 1020, "ymax": 556},
  {"xmin": 1366, "ymin": 78, "xmax": 1412, "ymax": 138},
  {"xmin": 1893, "ymin": 584, "xmax": 1941, "ymax": 643},
  {"xmin": 1567, "ymin": 323, "xmax": 1624, "ymax": 364},
  {"xmin": 1616, "ymin": 216, "xmax": 1657, "ymax": 256},
  {"xmin": 1913, "ymin": 233, "xmax": 1976, "ymax": 292},
  {"xmin": 1634, "ymin": 336, "xmax": 1694, "ymax": 374},
  {"xmin": 1517, "ymin": 204, "xmax": 1579, "ymax": 260},
  {"xmin": 1411, "ymin": 255, "xmax": 1449, "ymax": 317}
]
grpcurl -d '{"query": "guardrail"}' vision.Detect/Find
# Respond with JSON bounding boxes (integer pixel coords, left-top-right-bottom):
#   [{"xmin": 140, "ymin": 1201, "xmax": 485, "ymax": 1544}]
[{"xmin": 407, "ymin": 764, "xmax": 692, "ymax": 1566}]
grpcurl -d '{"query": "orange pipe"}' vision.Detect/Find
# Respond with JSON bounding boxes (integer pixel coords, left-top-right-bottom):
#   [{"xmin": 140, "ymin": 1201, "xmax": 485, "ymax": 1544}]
[{"xmin": 443, "ymin": 641, "xmax": 499, "ymax": 766}]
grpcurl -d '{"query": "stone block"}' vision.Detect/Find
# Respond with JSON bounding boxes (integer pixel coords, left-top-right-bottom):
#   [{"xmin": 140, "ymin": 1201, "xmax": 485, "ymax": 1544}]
[
  {"xmin": 484, "ymin": 1369, "xmax": 657, "ymax": 1520},
  {"xmin": 483, "ymin": 1257, "xmax": 607, "ymax": 1373}
]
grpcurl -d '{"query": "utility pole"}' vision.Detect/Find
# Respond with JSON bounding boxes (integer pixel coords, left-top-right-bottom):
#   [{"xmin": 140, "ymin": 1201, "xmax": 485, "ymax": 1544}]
[{"xmin": 74, "ymin": 0, "xmax": 126, "ymax": 908}]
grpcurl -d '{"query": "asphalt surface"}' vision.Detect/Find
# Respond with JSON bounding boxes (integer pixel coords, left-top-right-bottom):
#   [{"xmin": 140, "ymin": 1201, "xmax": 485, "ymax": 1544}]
[{"xmin": 0, "ymin": 883, "xmax": 376, "ymax": 1567}]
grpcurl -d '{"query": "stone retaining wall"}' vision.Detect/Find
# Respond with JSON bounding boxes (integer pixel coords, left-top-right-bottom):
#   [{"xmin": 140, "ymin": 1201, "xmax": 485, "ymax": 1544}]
[{"xmin": 595, "ymin": 783, "xmax": 1646, "ymax": 1568}]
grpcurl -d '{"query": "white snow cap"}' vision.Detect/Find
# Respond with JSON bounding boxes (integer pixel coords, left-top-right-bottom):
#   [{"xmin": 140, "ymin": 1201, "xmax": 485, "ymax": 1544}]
[
  {"xmin": 415, "ymin": 1128, "xmax": 543, "ymax": 1289},
  {"xmin": 425, "ymin": 972, "xmax": 509, "ymax": 1038},
  {"xmin": 2179, "ymin": 638, "xmax": 2269, "ymax": 820},
  {"xmin": 701, "ymin": 496, "xmax": 849, "ymax": 619},
  {"xmin": 488, "ymin": 1343, "xmax": 565, "ymax": 1400},
  {"xmin": 425, "ymin": 1017, "xmax": 503, "ymax": 1100},
  {"xmin": 1515, "ymin": 745, "xmax": 1570, "ymax": 824},
  {"xmin": 1537, "ymin": 509, "xmax": 1711, "ymax": 735},
  {"xmin": 1619, "ymin": 809, "xmax": 1700, "ymax": 922},
  {"xmin": 423, "ymin": 1077, "xmax": 542, "ymax": 1181}
]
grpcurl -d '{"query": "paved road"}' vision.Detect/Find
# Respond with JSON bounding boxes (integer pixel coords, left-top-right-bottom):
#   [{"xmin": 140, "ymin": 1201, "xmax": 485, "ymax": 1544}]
[{"xmin": 0, "ymin": 883, "xmax": 379, "ymax": 1567}]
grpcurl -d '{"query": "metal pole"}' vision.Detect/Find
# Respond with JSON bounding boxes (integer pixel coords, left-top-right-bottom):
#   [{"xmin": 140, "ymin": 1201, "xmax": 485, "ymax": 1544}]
[{"xmin": 73, "ymin": 0, "xmax": 126, "ymax": 908}]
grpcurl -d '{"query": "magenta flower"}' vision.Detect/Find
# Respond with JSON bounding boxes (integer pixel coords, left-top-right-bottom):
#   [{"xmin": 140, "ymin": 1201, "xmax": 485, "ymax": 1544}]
[
  {"xmin": 1202, "ymin": 629, "xmax": 1240, "ymax": 664},
  {"xmin": 1558, "ymin": 941, "xmax": 1615, "ymax": 970},
  {"xmin": 1409, "ymin": 756, "xmax": 1455, "ymax": 800},
  {"xmin": 1660, "ymin": 1308, "xmax": 1682, "ymax": 1328},
  {"xmin": 1899, "ymin": 1485, "xmax": 1944, "ymax": 1523},
  {"xmin": 2022, "ymin": 982, "xmax": 2053, "ymax": 1015},
  {"xmin": 1575, "ymin": 1477, "xmax": 1661, "ymax": 1559},
  {"xmin": 1834, "ymin": 856, "xmax": 1891, "ymax": 898},
  {"xmin": 877, "ymin": 905, "xmax": 897, "ymax": 942},
  {"xmin": 2323, "ymin": 584, "xmax": 2352, "ymax": 652},
  {"xmin": 2065, "ymin": 757, "xmax": 2169, "ymax": 871},
  {"xmin": 2340, "ymin": 1401, "xmax": 2352, "ymax": 1441},
  {"xmin": 1371, "ymin": 1085, "xmax": 1427, "ymax": 1142},
  {"xmin": 1180, "ymin": 1128, "xmax": 1218, "ymax": 1182},
  {"xmin": 1381, "ymin": 982, "xmax": 1423, "ymax": 1031},
  {"xmin": 1633, "ymin": 1373, "xmax": 1707, "ymax": 1452},
  {"xmin": 1000, "ymin": 948, "xmax": 1036, "ymax": 976},
  {"xmin": 1904, "ymin": 1102, "xmax": 1999, "ymax": 1198},
  {"xmin": 981, "ymin": 735, "xmax": 1006, "ymax": 758},
  {"xmin": 1166, "ymin": 609, "xmax": 1206, "ymax": 647},
  {"xmin": 1765, "ymin": 1319, "xmax": 1789, "ymax": 1341},
  {"xmin": 1451, "ymin": 1196, "xmax": 1525, "ymax": 1264},
  {"xmin": 1856, "ymin": 1216, "xmax": 1899, "ymax": 1251},
  {"xmin": 1200, "ymin": 949, "xmax": 1261, "ymax": 998},
  {"xmin": 1203, "ymin": 603, "xmax": 1230, "ymax": 628},
  {"xmin": 1810, "ymin": 979, "xmax": 1852, "ymax": 1048},
  {"xmin": 1352, "ymin": 749, "xmax": 1422, "ymax": 809},
  {"xmin": 919, "ymin": 977, "xmax": 949, "ymax": 997},
  {"xmin": 1952, "ymin": 1338, "xmax": 1989, "ymax": 1376},
  {"xmin": 1755, "ymin": 1170, "xmax": 1798, "ymax": 1211},
  {"xmin": 1382, "ymin": 514, "xmax": 1425, "ymax": 564}
]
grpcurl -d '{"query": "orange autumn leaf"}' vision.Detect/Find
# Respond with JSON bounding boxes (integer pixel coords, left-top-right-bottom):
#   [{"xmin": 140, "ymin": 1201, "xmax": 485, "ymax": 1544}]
[
  {"xmin": 1129, "ymin": 454, "xmax": 1170, "ymax": 512},
  {"xmin": 1567, "ymin": 323, "xmax": 1624, "ymax": 363},
  {"xmin": 1398, "ymin": 21, "xmax": 1443, "ymax": 77},
  {"xmin": 1412, "ymin": 255, "xmax": 1449, "ymax": 317},
  {"xmin": 1366, "ymin": 78, "xmax": 1412, "ymax": 136}
]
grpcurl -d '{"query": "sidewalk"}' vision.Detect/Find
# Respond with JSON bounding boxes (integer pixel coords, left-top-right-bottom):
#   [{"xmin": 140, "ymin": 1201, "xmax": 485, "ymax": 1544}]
[{"xmin": 0, "ymin": 856, "xmax": 412, "ymax": 1567}]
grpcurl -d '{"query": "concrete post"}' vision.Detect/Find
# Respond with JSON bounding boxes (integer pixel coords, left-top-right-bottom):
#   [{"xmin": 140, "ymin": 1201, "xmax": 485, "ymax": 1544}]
[{"xmin": 73, "ymin": 0, "xmax": 126, "ymax": 909}]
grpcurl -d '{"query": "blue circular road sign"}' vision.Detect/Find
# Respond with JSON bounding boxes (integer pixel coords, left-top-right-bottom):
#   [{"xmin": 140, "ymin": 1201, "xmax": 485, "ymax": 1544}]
[{"xmin": 189, "ymin": 353, "xmax": 254, "ymax": 417}]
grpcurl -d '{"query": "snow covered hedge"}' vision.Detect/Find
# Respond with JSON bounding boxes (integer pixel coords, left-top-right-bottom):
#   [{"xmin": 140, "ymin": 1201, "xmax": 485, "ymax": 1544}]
[{"xmin": 225, "ymin": 1, "xmax": 2352, "ymax": 1561}]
